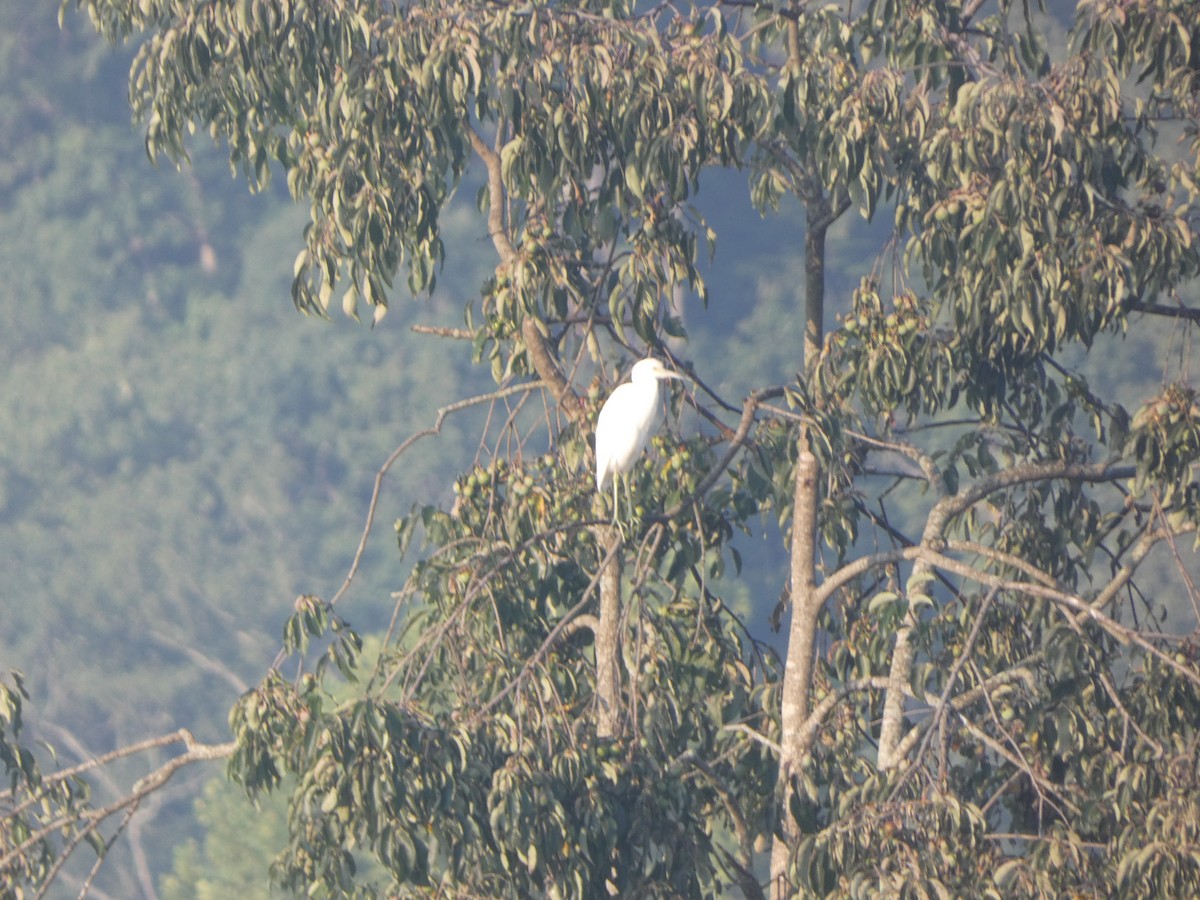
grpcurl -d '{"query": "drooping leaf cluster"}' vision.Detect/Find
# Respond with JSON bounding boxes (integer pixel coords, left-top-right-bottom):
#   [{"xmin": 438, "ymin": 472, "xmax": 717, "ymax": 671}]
[{"xmin": 72, "ymin": 0, "xmax": 771, "ymax": 351}]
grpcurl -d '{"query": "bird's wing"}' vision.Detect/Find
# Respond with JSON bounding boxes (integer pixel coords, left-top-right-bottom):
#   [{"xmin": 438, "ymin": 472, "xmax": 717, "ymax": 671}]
[
  {"xmin": 595, "ymin": 381, "xmax": 662, "ymax": 492},
  {"xmin": 595, "ymin": 382, "xmax": 635, "ymax": 491}
]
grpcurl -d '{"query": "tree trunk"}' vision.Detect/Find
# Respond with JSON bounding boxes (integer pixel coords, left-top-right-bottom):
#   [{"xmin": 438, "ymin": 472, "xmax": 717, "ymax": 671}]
[
  {"xmin": 802, "ymin": 205, "xmax": 826, "ymax": 366},
  {"xmin": 876, "ymin": 615, "xmax": 917, "ymax": 770},
  {"xmin": 769, "ymin": 438, "xmax": 819, "ymax": 897},
  {"xmin": 769, "ymin": 195, "xmax": 831, "ymax": 898},
  {"xmin": 595, "ymin": 526, "xmax": 623, "ymax": 738}
]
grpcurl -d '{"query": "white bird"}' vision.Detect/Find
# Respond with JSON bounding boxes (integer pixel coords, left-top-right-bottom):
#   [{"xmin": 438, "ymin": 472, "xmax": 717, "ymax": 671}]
[{"xmin": 595, "ymin": 357, "xmax": 683, "ymax": 527}]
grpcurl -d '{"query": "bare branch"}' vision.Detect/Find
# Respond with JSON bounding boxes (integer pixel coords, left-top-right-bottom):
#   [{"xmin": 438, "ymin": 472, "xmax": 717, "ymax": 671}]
[
  {"xmin": 944, "ymin": 459, "xmax": 1134, "ymax": 520},
  {"xmin": 465, "ymin": 123, "xmax": 516, "ymax": 265},
  {"xmin": 943, "ymin": 540, "xmax": 1060, "ymax": 588},
  {"xmin": 558, "ymin": 613, "xmax": 600, "ymax": 641},
  {"xmin": 817, "ymin": 458, "xmax": 1136, "ymax": 608},
  {"xmin": 0, "ymin": 732, "xmax": 234, "ymax": 878},
  {"xmin": 723, "ymin": 722, "xmax": 782, "ymax": 757},
  {"xmin": 1128, "ymin": 300, "xmax": 1200, "ymax": 323},
  {"xmin": 2, "ymin": 728, "xmax": 212, "ymax": 810},
  {"xmin": 915, "ymin": 543, "xmax": 1200, "ymax": 688},
  {"xmin": 410, "ymin": 323, "xmax": 474, "ymax": 339},
  {"xmin": 328, "ymin": 382, "xmax": 547, "ymax": 610},
  {"xmin": 464, "ymin": 123, "xmax": 575, "ymax": 412},
  {"xmin": 149, "ymin": 630, "xmax": 250, "ymax": 694}
]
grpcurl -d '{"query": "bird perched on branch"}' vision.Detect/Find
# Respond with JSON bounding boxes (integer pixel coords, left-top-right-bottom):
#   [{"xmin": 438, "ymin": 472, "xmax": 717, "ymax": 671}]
[{"xmin": 595, "ymin": 357, "xmax": 683, "ymax": 531}]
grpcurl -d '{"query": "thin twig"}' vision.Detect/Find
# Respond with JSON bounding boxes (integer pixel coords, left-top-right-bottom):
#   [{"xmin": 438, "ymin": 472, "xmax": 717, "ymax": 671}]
[
  {"xmin": 330, "ymin": 381, "xmax": 548, "ymax": 610},
  {"xmin": 722, "ymin": 722, "xmax": 782, "ymax": 757},
  {"xmin": 410, "ymin": 323, "xmax": 474, "ymax": 339}
]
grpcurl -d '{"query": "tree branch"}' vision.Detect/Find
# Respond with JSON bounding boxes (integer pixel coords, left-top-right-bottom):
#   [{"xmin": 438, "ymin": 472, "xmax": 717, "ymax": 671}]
[
  {"xmin": 795, "ymin": 676, "xmax": 892, "ymax": 762},
  {"xmin": 917, "ymin": 543, "xmax": 1200, "ymax": 688},
  {"xmin": 410, "ymin": 323, "xmax": 474, "ymax": 339},
  {"xmin": 1128, "ymin": 300, "xmax": 1200, "ymax": 323},
  {"xmin": 816, "ymin": 458, "xmax": 1135, "ymax": 608},
  {"xmin": 595, "ymin": 525, "xmax": 623, "ymax": 738},
  {"xmin": 957, "ymin": 715, "xmax": 1080, "ymax": 817},
  {"xmin": 466, "ymin": 123, "xmax": 516, "ymax": 265},
  {"xmin": 723, "ymin": 721, "xmax": 783, "ymax": 757},
  {"xmin": 558, "ymin": 613, "xmax": 600, "ymax": 642},
  {"xmin": 771, "ymin": 428, "xmax": 819, "ymax": 895},
  {"xmin": 877, "ymin": 429, "xmax": 953, "ymax": 768},
  {"xmin": 465, "ymin": 122, "xmax": 575, "ymax": 413},
  {"xmin": 328, "ymin": 381, "xmax": 547, "ymax": 610},
  {"xmin": 659, "ymin": 386, "xmax": 783, "ymax": 521},
  {"xmin": 0, "ymin": 731, "xmax": 234, "ymax": 877},
  {"xmin": 149, "ymin": 630, "xmax": 250, "ymax": 694},
  {"xmin": 889, "ymin": 585, "xmax": 1001, "ymax": 796}
]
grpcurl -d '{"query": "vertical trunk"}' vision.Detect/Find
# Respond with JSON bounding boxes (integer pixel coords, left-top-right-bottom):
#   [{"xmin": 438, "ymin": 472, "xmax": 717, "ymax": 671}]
[
  {"xmin": 769, "ymin": 199, "xmax": 831, "ymax": 899},
  {"xmin": 876, "ymin": 614, "xmax": 917, "ymax": 770},
  {"xmin": 595, "ymin": 526, "xmax": 622, "ymax": 738},
  {"xmin": 769, "ymin": 439, "xmax": 819, "ymax": 897},
  {"xmin": 802, "ymin": 207, "xmax": 826, "ymax": 365}
]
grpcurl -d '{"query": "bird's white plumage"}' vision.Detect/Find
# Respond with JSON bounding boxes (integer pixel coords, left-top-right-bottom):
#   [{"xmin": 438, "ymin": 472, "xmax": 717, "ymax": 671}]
[{"xmin": 595, "ymin": 358, "xmax": 682, "ymax": 495}]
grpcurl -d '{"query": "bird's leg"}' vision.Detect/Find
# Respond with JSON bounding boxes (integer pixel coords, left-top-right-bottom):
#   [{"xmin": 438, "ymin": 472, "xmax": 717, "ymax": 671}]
[
  {"xmin": 623, "ymin": 474, "xmax": 635, "ymax": 533},
  {"xmin": 611, "ymin": 475, "xmax": 625, "ymax": 540}
]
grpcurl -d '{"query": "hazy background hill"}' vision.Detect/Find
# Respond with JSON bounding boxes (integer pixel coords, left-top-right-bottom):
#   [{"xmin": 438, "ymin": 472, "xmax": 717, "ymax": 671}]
[
  {"xmin": 4, "ymin": 0, "xmax": 1187, "ymax": 895},
  {"xmin": 2, "ymin": 4, "xmax": 493, "ymax": 892}
]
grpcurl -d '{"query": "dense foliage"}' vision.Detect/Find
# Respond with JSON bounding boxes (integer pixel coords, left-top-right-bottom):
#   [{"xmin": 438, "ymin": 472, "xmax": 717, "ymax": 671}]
[{"xmin": 5, "ymin": 0, "xmax": 1200, "ymax": 896}]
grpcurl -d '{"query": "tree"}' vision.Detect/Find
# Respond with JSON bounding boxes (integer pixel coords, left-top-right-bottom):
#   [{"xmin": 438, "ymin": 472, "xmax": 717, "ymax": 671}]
[{"xmin": 7, "ymin": 0, "xmax": 1200, "ymax": 895}]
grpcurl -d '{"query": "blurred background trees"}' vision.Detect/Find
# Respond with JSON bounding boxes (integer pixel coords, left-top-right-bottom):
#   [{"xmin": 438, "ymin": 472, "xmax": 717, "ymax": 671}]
[{"xmin": 3, "ymin": 0, "xmax": 1200, "ymax": 896}]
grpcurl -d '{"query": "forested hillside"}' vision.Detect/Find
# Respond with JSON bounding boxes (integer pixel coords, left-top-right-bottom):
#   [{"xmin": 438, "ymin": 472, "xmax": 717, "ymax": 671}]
[
  {"xmin": 1, "ymin": 3, "xmax": 493, "ymax": 892},
  {"xmin": 5, "ymin": 0, "xmax": 1199, "ymax": 896}
]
